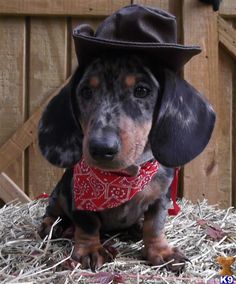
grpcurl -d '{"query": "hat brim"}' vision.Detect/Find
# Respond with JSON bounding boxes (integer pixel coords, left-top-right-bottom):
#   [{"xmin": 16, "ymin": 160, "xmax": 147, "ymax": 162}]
[{"xmin": 73, "ymin": 34, "xmax": 201, "ymax": 72}]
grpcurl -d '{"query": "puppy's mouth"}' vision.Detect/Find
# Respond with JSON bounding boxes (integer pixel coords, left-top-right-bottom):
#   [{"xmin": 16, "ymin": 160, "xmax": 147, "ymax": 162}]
[
  {"xmin": 85, "ymin": 155, "xmax": 129, "ymax": 171},
  {"xmin": 85, "ymin": 157, "xmax": 140, "ymax": 177}
]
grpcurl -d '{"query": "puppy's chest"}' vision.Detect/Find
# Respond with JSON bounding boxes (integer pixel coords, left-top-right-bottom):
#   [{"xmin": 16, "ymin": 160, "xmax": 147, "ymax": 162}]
[{"xmin": 99, "ymin": 179, "xmax": 162, "ymax": 231}]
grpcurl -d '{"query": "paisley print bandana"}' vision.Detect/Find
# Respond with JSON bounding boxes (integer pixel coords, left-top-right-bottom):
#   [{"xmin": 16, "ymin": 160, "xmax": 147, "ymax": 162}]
[{"xmin": 73, "ymin": 158, "xmax": 160, "ymax": 211}]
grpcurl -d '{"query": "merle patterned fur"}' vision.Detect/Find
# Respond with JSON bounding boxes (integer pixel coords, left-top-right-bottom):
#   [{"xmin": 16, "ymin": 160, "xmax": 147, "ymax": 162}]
[{"xmin": 38, "ymin": 55, "xmax": 215, "ymax": 272}]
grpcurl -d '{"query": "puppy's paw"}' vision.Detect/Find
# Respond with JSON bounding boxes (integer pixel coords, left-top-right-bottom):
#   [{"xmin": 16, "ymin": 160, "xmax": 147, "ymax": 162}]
[
  {"xmin": 38, "ymin": 216, "xmax": 63, "ymax": 239},
  {"xmin": 145, "ymin": 246, "xmax": 188, "ymax": 273},
  {"xmin": 72, "ymin": 244, "xmax": 113, "ymax": 271}
]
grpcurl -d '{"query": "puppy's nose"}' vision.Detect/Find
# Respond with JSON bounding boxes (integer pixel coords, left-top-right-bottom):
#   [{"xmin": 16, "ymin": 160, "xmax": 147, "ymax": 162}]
[{"xmin": 89, "ymin": 133, "xmax": 120, "ymax": 161}]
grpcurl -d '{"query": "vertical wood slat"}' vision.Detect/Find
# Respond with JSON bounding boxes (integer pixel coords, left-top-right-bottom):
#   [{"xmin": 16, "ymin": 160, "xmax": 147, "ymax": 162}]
[
  {"xmin": 233, "ymin": 58, "xmax": 236, "ymax": 207},
  {"xmin": 23, "ymin": 17, "xmax": 30, "ymax": 193},
  {"xmin": 232, "ymin": 19, "xmax": 236, "ymax": 207},
  {"xmin": 218, "ymin": 47, "xmax": 233, "ymax": 206},
  {"xmin": 182, "ymin": 0, "xmax": 231, "ymax": 207},
  {"xmin": 169, "ymin": 0, "xmax": 183, "ymax": 44},
  {"xmin": 218, "ymin": 16, "xmax": 235, "ymax": 208},
  {"xmin": 0, "ymin": 17, "xmax": 25, "ymax": 190},
  {"xmin": 27, "ymin": 18, "xmax": 67, "ymax": 198}
]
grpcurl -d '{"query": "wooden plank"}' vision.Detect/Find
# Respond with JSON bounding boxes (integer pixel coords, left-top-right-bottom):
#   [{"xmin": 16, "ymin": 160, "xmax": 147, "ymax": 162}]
[
  {"xmin": 0, "ymin": 77, "xmax": 70, "ymax": 173},
  {"xmin": 219, "ymin": 0, "xmax": 236, "ymax": 18},
  {"xmin": 0, "ymin": 0, "xmax": 130, "ymax": 16},
  {"xmin": 0, "ymin": 17, "xmax": 25, "ymax": 190},
  {"xmin": 0, "ymin": 173, "xmax": 31, "ymax": 203},
  {"xmin": 133, "ymin": 0, "xmax": 169, "ymax": 10},
  {"xmin": 218, "ymin": 47, "xmax": 234, "ymax": 207},
  {"xmin": 233, "ymin": 63, "xmax": 236, "ymax": 207},
  {"xmin": 182, "ymin": 1, "xmax": 230, "ymax": 207},
  {"xmin": 27, "ymin": 18, "xmax": 68, "ymax": 198},
  {"xmin": 169, "ymin": 0, "xmax": 183, "ymax": 41},
  {"xmin": 218, "ymin": 17, "xmax": 236, "ymax": 60}
]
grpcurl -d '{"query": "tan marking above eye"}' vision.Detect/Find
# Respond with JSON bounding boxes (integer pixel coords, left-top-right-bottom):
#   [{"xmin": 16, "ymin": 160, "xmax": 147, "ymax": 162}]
[
  {"xmin": 89, "ymin": 76, "xmax": 100, "ymax": 88},
  {"xmin": 124, "ymin": 74, "xmax": 136, "ymax": 88}
]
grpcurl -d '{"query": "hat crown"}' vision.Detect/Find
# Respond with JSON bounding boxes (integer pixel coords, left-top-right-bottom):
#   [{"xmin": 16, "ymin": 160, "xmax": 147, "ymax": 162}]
[
  {"xmin": 95, "ymin": 5, "xmax": 177, "ymax": 44},
  {"xmin": 72, "ymin": 4, "xmax": 201, "ymax": 72}
]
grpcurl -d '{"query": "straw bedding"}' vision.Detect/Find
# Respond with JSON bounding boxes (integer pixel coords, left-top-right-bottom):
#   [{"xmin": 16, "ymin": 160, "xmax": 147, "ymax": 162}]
[{"xmin": 0, "ymin": 198, "xmax": 235, "ymax": 283}]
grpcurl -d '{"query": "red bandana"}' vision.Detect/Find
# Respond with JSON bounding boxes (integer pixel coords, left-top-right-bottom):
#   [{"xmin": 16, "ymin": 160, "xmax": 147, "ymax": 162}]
[{"xmin": 73, "ymin": 158, "xmax": 160, "ymax": 211}]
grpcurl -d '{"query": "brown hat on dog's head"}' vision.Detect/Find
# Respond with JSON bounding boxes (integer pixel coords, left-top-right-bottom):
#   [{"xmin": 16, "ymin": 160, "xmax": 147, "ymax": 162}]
[{"xmin": 73, "ymin": 4, "xmax": 201, "ymax": 72}]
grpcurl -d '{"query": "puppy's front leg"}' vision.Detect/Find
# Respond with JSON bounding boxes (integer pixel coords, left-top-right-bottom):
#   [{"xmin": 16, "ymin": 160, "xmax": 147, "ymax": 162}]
[
  {"xmin": 143, "ymin": 195, "xmax": 187, "ymax": 272},
  {"xmin": 72, "ymin": 211, "xmax": 112, "ymax": 271},
  {"xmin": 38, "ymin": 169, "xmax": 72, "ymax": 239}
]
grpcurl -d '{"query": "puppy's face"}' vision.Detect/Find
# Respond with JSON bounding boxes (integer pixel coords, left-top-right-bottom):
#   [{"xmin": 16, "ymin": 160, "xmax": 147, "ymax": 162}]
[{"xmin": 75, "ymin": 56, "xmax": 159, "ymax": 170}]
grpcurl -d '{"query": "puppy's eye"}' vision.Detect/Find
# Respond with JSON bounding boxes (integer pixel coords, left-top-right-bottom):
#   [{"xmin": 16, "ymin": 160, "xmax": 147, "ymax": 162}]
[
  {"xmin": 80, "ymin": 87, "xmax": 93, "ymax": 99},
  {"xmin": 134, "ymin": 86, "xmax": 150, "ymax": 98}
]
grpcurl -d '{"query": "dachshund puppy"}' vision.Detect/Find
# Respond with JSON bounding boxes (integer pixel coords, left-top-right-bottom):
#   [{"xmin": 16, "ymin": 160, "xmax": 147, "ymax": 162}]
[{"xmin": 38, "ymin": 55, "xmax": 215, "ymax": 272}]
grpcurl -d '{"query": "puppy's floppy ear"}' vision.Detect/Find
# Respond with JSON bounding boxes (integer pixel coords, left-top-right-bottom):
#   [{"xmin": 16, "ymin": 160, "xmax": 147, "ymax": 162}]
[
  {"xmin": 38, "ymin": 68, "xmax": 83, "ymax": 168},
  {"xmin": 150, "ymin": 69, "xmax": 215, "ymax": 167}
]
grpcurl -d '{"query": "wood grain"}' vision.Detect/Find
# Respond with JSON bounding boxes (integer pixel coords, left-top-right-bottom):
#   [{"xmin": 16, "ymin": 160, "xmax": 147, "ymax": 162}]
[
  {"xmin": 0, "ymin": 78, "xmax": 70, "ymax": 172},
  {"xmin": 218, "ymin": 47, "xmax": 234, "ymax": 207},
  {"xmin": 219, "ymin": 17, "xmax": 236, "ymax": 60},
  {"xmin": 0, "ymin": 0, "xmax": 130, "ymax": 16},
  {"xmin": 219, "ymin": 0, "xmax": 236, "ymax": 18},
  {"xmin": 0, "ymin": 17, "xmax": 25, "ymax": 189},
  {"xmin": 169, "ymin": 0, "xmax": 183, "ymax": 45},
  {"xmin": 133, "ymin": 0, "xmax": 169, "ymax": 10},
  {"xmin": 182, "ymin": 0, "xmax": 229, "ymax": 207},
  {"xmin": 27, "ymin": 18, "xmax": 68, "ymax": 198},
  {"xmin": 233, "ymin": 56, "xmax": 236, "ymax": 207},
  {"xmin": 0, "ymin": 173, "xmax": 31, "ymax": 203},
  {"xmin": 218, "ymin": 19, "xmax": 235, "ymax": 206}
]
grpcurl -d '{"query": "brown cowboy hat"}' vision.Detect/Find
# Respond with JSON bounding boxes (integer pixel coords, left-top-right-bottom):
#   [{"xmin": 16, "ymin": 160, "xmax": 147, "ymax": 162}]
[{"xmin": 73, "ymin": 4, "xmax": 201, "ymax": 72}]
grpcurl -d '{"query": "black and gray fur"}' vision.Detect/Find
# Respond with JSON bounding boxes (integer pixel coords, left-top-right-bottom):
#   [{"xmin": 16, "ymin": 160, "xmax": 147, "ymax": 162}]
[{"xmin": 38, "ymin": 55, "xmax": 215, "ymax": 272}]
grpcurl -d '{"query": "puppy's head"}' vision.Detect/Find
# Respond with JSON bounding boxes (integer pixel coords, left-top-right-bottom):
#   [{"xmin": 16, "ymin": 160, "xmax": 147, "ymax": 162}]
[
  {"xmin": 38, "ymin": 55, "xmax": 215, "ymax": 169},
  {"xmin": 76, "ymin": 56, "xmax": 159, "ymax": 170}
]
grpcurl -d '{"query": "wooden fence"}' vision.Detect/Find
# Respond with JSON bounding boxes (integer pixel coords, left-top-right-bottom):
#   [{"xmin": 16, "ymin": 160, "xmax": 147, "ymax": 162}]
[{"xmin": 0, "ymin": 0, "xmax": 235, "ymax": 208}]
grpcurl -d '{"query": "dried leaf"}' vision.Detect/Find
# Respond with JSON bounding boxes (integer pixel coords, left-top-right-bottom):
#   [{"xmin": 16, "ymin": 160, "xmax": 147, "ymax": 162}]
[
  {"xmin": 205, "ymin": 226, "xmax": 226, "ymax": 241},
  {"xmin": 94, "ymin": 272, "xmax": 124, "ymax": 284},
  {"xmin": 196, "ymin": 219, "xmax": 208, "ymax": 226},
  {"xmin": 197, "ymin": 219, "xmax": 227, "ymax": 240}
]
